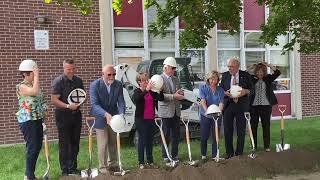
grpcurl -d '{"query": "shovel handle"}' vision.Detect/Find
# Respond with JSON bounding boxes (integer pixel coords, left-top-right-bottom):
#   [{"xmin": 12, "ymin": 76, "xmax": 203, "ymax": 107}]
[
  {"xmin": 280, "ymin": 116, "xmax": 285, "ymax": 130},
  {"xmin": 186, "ymin": 128, "xmax": 190, "ymax": 145},
  {"xmin": 88, "ymin": 134, "xmax": 92, "ymax": 154},
  {"xmin": 215, "ymin": 121, "xmax": 219, "ymax": 145},
  {"xmin": 44, "ymin": 136, "xmax": 49, "ymax": 157}
]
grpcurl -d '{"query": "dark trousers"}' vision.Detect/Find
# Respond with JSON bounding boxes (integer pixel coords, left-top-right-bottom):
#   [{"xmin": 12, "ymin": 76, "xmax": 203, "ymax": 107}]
[
  {"xmin": 223, "ymin": 104, "xmax": 247, "ymax": 156},
  {"xmin": 19, "ymin": 120, "xmax": 43, "ymax": 179},
  {"xmin": 55, "ymin": 110, "xmax": 82, "ymax": 174},
  {"xmin": 250, "ymin": 105, "xmax": 272, "ymax": 149},
  {"xmin": 161, "ymin": 115, "xmax": 180, "ymax": 159},
  {"xmin": 200, "ymin": 114, "xmax": 222, "ymax": 157},
  {"xmin": 136, "ymin": 117, "xmax": 156, "ymax": 164}
]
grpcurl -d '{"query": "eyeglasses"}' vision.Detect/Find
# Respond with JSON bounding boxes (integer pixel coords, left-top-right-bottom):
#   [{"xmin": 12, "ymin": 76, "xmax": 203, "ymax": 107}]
[
  {"xmin": 107, "ymin": 73, "xmax": 116, "ymax": 77},
  {"xmin": 171, "ymin": 67, "xmax": 176, "ymax": 70}
]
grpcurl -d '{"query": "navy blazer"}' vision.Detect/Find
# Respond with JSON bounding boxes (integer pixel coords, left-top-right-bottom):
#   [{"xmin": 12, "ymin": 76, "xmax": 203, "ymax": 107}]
[
  {"xmin": 89, "ymin": 78, "xmax": 125, "ymax": 129},
  {"xmin": 220, "ymin": 70, "xmax": 253, "ymax": 112}
]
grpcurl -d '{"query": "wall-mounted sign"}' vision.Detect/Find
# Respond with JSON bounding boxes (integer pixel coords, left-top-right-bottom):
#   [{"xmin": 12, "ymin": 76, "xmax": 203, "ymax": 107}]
[{"xmin": 34, "ymin": 30, "xmax": 49, "ymax": 50}]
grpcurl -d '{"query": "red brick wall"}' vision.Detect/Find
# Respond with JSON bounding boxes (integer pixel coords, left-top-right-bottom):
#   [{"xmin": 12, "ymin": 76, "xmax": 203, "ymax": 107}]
[
  {"xmin": 0, "ymin": 0, "xmax": 102, "ymax": 144},
  {"xmin": 301, "ymin": 53, "xmax": 320, "ymax": 117}
]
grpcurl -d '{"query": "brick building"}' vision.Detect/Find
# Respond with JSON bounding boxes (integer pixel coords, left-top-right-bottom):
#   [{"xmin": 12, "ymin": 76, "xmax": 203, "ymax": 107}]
[{"xmin": 0, "ymin": 0, "xmax": 319, "ymax": 145}]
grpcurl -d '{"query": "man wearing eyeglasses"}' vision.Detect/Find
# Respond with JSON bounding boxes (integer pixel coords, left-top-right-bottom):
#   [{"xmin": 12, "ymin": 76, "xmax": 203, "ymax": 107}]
[
  {"xmin": 220, "ymin": 57, "xmax": 253, "ymax": 159},
  {"xmin": 89, "ymin": 64, "xmax": 125, "ymax": 174},
  {"xmin": 158, "ymin": 57, "xmax": 184, "ymax": 163}
]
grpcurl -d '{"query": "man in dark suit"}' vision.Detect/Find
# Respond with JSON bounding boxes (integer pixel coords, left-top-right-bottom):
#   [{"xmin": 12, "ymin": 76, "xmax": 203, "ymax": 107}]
[
  {"xmin": 89, "ymin": 64, "xmax": 125, "ymax": 174},
  {"xmin": 220, "ymin": 57, "xmax": 253, "ymax": 158}
]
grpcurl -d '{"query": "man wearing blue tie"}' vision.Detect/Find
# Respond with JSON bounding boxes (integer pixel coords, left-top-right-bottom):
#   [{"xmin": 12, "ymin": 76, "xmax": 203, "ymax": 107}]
[{"xmin": 89, "ymin": 64, "xmax": 125, "ymax": 174}]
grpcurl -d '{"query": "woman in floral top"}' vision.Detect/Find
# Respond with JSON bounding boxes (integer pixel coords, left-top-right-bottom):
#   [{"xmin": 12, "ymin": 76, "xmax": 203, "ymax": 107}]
[{"xmin": 16, "ymin": 59, "xmax": 47, "ymax": 180}]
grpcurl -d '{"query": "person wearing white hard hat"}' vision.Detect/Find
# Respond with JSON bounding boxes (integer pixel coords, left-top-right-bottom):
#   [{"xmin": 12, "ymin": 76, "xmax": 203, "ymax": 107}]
[
  {"xmin": 247, "ymin": 62, "xmax": 281, "ymax": 152},
  {"xmin": 16, "ymin": 59, "xmax": 47, "ymax": 180},
  {"xmin": 51, "ymin": 59, "xmax": 84, "ymax": 176},
  {"xmin": 132, "ymin": 73, "xmax": 164, "ymax": 169},
  {"xmin": 158, "ymin": 57, "xmax": 184, "ymax": 163},
  {"xmin": 220, "ymin": 57, "xmax": 253, "ymax": 159},
  {"xmin": 89, "ymin": 64, "xmax": 125, "ymax": 174},
  {"xmin": 199, "ymin": 71, "xmax": 224, "ymax": 160}
]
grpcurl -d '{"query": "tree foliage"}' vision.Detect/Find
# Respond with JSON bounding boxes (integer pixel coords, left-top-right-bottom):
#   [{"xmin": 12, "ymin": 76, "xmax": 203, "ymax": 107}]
[
  {"xmin": 258, "ymin": 0, "xmax": 320, "ymax": 53},
  {"xmin": 43, "ymin": 0, "xmax": 93, "ymax": 15},
  {"xmin": 44, "ymin": 0, "xmax": 320, "ymax": 53}
]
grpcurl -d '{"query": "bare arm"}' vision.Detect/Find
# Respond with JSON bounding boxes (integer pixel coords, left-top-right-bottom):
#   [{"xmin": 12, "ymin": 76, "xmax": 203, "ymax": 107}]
[{"xmin": 18, "ymin": 69, "xmax": 40, "ymax": 96}]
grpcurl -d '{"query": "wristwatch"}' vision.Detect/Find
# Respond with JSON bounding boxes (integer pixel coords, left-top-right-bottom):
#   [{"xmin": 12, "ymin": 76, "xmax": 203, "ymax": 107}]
[{"xmin": 66, "ymin": 104, "xmax": 70, "ymax": 109}]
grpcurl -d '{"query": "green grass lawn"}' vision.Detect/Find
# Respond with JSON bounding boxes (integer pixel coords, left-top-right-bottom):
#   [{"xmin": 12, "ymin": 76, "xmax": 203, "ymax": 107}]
[{"xmin": 0, "ymin": 117, "xmax": 319, "ymax": 180}]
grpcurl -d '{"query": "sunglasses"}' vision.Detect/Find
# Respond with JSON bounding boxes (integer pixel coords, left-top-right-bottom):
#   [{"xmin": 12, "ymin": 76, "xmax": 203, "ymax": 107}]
[
  {"xmin": 171, "ymin": 67, "xmax": 176, "ymax": 70},
  {"xmin": 107, "ymin": 73, "xmax": 116, "ymax": 77}
]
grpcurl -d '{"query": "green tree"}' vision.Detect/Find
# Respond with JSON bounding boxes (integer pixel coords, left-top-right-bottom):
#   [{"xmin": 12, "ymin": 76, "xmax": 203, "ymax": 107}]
[{"xmin": 44, "ymin": 0, "xmax": 320, "ymax": 53}]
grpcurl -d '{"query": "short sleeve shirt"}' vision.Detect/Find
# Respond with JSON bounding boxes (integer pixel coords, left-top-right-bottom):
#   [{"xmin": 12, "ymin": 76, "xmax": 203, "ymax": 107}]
[
  {"xmin": 51, "ymin": 74, "xmax": 84, "ymax": 110},
  {"xmin": 199, "ymin": 83, "xmax": 224, "ymax": 115}
]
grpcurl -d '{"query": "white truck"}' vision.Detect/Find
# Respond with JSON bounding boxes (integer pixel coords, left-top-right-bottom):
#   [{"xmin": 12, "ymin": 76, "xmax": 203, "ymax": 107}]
[{"xmin": 114, "ymin": 58, "xmax": 202, "ymax": 145}]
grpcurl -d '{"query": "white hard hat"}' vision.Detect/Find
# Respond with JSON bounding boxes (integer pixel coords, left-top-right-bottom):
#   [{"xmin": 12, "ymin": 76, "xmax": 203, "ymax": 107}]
[
  {"xmin": 110, "ymin": 114, "xmax": 126, "ymax": 133},
  {"xmin": 19, "ymin": 59, "xmax": 37, "ymax": 71},
  {"xmin": 163, "ymin": 57, "xmax": 177, "ymax": 67},
  {"xmin": 206, "ymin": 104, "xmax": 221, "ymax": 115},
  {"xmin": 230, "ymin": 85, "xmax": 242, "ymax": 98},
  {"xmin": 150, "ymin": 74, "xmax": 163, "ymax": 93}
]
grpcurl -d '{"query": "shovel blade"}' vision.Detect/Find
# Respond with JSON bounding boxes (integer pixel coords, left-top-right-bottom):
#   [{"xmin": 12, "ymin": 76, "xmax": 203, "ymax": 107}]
[
  {"xmin": 276, "ymin": 144, "xmax": 290, "ymax": 152},
  {"xmin": 81, "ymin": 168, "xmax": 99, "ymax": 178},
  {"xmin": 188, "ymin": 160, "xmax": 199, "ymax": 166},
  {"xmin": 248, "ymin": 153, "xmax": 257, "ymax": 159},
  {"xmin": 114, "ymin": 169, "xmax": 129, "ymax": 176}
]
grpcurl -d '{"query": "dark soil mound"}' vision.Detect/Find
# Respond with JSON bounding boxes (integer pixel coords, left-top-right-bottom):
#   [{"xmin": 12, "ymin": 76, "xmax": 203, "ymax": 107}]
[{"xmin": 60, "ymin": 150, "xmax": 320, "ymax": 180}]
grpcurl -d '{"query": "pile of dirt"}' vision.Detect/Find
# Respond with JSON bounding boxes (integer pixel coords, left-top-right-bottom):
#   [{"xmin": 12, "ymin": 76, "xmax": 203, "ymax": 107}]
[{"xmin": 60, "ymin": 150, "xmax": 320, "ymax": 180}]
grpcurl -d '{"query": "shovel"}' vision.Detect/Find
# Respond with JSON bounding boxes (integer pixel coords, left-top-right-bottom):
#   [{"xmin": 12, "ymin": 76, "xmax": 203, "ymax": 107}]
[
  {"xmin": 155, "ymin": 118, "xmax": 178, "ymax": 167},
  {"xmin": 276, "ymin": 105, "xmax": 290, "ymax": 152},
  {"xmin": 181, "ymin": 116, "xmax": 198, "ymax": 166},
  {"xmin": 81, "ymin": 117, "xmax": 98, "ymax": 179},
  {"xmin": 244, "ymin": 112, "xmax": 257, "ymax": 159},
  {"xmin": 42, "ymin": 120, "xmax": 50, "ymax": 180},
  {"xmin": 212, "ymin": 113, "xmax": 225, "ymax": 162},
  {"xmin": 114, "ymin": 132, "xmax": 130, "ymax": 176}
]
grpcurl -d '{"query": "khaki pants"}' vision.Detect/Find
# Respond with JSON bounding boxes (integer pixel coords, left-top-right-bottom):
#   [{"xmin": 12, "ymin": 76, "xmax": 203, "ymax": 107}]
[{"xmin": 96, "ymin": 125, "xmax": 117, "ymax": 168}]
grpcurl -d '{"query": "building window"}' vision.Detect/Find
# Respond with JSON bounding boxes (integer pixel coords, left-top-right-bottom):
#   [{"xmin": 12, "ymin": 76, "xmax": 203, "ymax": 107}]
[
  {"xmin": 217, "ymin": 32, "xmax": 240, "ymax": 72},
  {"xmin": 148, "ymin": 31, "xmax": 175, "ymax": 49},
  {"xmin": 218, "ymin": 32, "xmax": 240, "ymax": 48},
  {"xmin": 114, "ymin": 29, "xmax": 144, "ymax": 48},
  {"xmin": 150, "ymin": 52, "xmax": 175, "ymax": 60},
  {"xmin": 245, "ymin": 32, "xmax": 264, "ymax": 48},
  {"xmin": 218, "ymin": 50, "xmax": 240, "ymax": 72},
  {"xmin": 245, "ymin": 51, "xmax": 265, "ymax": 68}
]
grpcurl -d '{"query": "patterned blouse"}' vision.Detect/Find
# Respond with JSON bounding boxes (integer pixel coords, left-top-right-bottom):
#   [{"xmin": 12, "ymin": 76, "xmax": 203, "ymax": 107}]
[
  {"xmin": 252, "ymin": 79, "xmax": 270, "ymax": 106},
  {"xmin": 16, "ymin": 81, "xmax": 47, "ymax": 123}
]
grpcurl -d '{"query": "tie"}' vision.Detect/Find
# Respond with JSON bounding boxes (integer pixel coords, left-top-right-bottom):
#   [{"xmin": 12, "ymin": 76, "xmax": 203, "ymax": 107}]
[
  {"xmin": 232, "ymin": 75, "xmax": 239, "ymax": 103},
  {"xmin": 168, "ymin": 76, "xmax": 175, "ymax": 93},
  {"xmin": 232, "ymin": 75, "xmax": 237, "ymax": 85}
]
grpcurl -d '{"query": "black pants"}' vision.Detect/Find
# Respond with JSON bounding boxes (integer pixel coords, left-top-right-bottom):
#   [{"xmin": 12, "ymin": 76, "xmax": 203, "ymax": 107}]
[
  {"xmin": 250, "ymin": 105, "xmax": 272, "ymax": 149},
  {"xmin": 136, "ymin": 117, "xmax": 156, "ymax": 164},
  {"xmin": 55, "ymin": 110, "xmax": 82, "ymax": 174},
  {"xmin": 19, "ymin": 120, "xmax": 43, "ymax": 180},
  {"xmin": 161, "ymin": 115, "xmax": 180, "ymax": 159},
  {"xmin": 223, "ymin": 104, "xmax": 246, "ymax": 156}
]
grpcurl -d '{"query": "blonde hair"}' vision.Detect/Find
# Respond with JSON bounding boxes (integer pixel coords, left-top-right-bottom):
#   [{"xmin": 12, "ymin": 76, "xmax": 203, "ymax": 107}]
[{"xmin": 205, "ymin": 71, "xmax": 220, "ymax": 84}]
